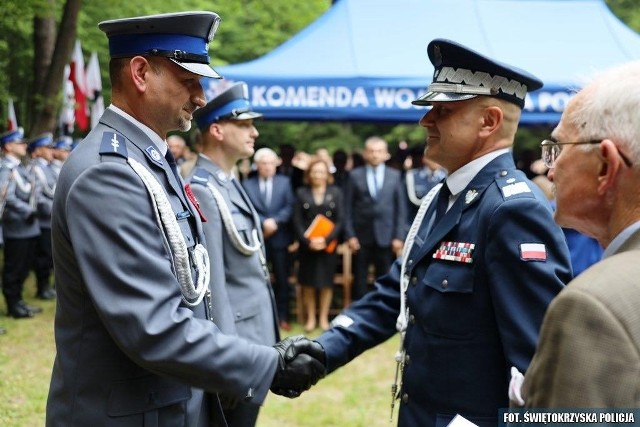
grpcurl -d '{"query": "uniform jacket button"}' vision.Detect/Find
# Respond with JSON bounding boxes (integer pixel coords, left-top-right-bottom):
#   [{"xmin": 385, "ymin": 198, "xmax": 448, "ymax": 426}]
[
  {"xmin": 402, "ymin": 393, "xmax": 409, "ymax": 404},
  {"xmin": 409, "ymin": 314, "xmax": 416, "ymax": 324},
  {"xmin": 405, "ymin": 354, "xmax": 411, "ymax": 365},
  {"xmin": 411, "ymin": 276, "xmax": 417, "ymax": 285},
  {"xmin": 441, "ymin": 279, "xmax": 448, "ymax": 289}
]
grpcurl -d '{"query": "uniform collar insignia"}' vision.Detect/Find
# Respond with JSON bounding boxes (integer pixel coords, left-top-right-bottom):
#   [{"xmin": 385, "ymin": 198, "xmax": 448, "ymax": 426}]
[
  {"xmin": 145, "ymin": 145, "xmax": 163, "ymax": 167},
  {"xmin": 216, "ymin": 170, "xmax": 228, "ymax": 182},
  {"xmin": 465, "ymin": 189, "xmax": 478, "ymax": 204}
]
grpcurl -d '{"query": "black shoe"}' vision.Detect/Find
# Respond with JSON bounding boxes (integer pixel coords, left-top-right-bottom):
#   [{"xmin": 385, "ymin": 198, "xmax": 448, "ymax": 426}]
[
  {"xmin": 17, "ymin": 300, "xmax": 42, "ymax": 314},
  {"xmin": 8, "ymin": 304, "xmax": 34, "ymax": 319},
  {"xmin": 36, "ymin": 288, "xmax": 56, "ymax": 300}
]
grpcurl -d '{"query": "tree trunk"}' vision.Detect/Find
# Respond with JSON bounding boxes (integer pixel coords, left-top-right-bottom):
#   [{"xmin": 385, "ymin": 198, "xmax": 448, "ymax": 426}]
[
  {"xmin": 32, "ymin": 12, "xmax": 57, "ymax": 125},
  {"xmin": 30, "ymin": 0, "xmax": 82, "ymax": 137}
]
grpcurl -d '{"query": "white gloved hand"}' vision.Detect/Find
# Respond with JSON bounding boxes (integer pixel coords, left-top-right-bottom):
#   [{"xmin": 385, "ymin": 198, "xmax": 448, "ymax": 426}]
[{"xmin": 508, "ymin": 366, "xmax": 525, "ymax": 407}]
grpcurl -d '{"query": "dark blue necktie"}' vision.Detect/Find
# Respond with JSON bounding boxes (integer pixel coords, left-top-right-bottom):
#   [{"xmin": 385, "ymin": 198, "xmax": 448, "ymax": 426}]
[
  {"xmin": 165, "ymin": 150, "xmax": 181, "ymax": 184},
  {"xmin": 433, "ymin": 182, "xmax": 451, "ymax": 225}
]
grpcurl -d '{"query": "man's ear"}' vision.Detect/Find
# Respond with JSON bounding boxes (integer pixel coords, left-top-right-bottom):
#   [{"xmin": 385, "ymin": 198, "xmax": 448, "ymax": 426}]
[
  {"xmin": 597, "ymin": 139, "xmax": 623, "ymax": 194},
  {"xmin": 208, "ymin": 122, "xmax": 225, "ymax": 140},
  {"xmin": 479, "ymin": 106, "xmax": 503, "ymax": 138},
  {"xmin": 129, "ymin": 56, "xmax": 151, "ymax": 93}
]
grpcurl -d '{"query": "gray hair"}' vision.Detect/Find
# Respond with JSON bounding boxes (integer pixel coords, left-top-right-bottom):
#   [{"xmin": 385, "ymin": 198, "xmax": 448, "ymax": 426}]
[
  {"xmin": 253, "ymin": 147, "xmax": 279, "ymax": 162},
  {"xmin": 567, "ymin": 61, "xmax": 640, "ymax": 166}
]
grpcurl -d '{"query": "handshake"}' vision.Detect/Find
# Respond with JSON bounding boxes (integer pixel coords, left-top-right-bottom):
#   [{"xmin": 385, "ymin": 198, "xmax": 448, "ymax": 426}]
[{"xmin": 270, "ymin": 335, "xmax": 326, "ymax": 398}]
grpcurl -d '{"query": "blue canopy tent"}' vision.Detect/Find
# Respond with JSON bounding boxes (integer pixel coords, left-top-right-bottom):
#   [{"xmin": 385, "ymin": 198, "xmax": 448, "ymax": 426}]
[{"xmin": 203, "ymin": 0, "xmax": 640, "ymax": 125}]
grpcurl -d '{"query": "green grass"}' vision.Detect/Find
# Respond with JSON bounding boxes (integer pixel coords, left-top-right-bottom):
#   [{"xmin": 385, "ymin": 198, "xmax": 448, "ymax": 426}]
[{"xmin": 0, "ymin": 275, "xmax": 400, "ymax": 426}]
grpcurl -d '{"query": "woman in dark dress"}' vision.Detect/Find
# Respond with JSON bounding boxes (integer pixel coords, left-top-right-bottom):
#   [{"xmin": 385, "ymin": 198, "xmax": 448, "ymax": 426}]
[{"xmin": 293, "ymin": 157, "xmax": 344, "ymax": 332}]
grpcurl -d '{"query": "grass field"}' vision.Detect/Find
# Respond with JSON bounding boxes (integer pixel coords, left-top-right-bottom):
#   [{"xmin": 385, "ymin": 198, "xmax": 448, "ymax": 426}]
[{"xmin": 0, "ymin": 276, "xmax": 401, "ymax": 426}]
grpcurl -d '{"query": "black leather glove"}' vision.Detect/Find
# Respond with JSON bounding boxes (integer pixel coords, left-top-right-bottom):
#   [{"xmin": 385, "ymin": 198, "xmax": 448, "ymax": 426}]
[{"xmin": 270, "ymin": 335, "xmax": 326, "ymax": 398}]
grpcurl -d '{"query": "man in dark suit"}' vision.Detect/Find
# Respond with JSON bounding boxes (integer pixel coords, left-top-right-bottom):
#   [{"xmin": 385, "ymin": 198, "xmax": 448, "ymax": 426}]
[
  {"xmin": 243, "ymin": 147, "xmax": 296, "ymax": 331},
  {"xmin": 46, "ymin": 12, "xmax": 324, "ymax": 427},
  {"xmin": 286, "ymin": 39, "xmax": 572, "ymax": 426},
  {"xmin": 345, "ymin": 136, "xmax": 406, "ymax": 300},
  {"xmin": 189, "ymin": 82, "xmax": 280, "ymax": 426}
]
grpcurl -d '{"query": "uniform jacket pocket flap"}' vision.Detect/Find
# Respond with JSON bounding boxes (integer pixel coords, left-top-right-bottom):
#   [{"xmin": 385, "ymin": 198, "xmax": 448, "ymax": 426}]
[
  {"xmin": 107, "ymin": 375, "xmax": 191, "ymax": 416},
  {"xmin": 232, "ymin": 301, "xmax": 260, "ymax": 322},
  {"xmin": 424, "ymin": 261, "xmax": 474, "ymax": 294},
  {"xmin": 231, "ymin": 212, "xmax": 252, "ymax": 231}
]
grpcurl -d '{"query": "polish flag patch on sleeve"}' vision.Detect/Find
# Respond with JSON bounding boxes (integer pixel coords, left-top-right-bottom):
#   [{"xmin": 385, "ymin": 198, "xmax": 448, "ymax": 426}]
[{"xmin": 520, "ymin": 243, "xmax": 547, "ymax": 261}]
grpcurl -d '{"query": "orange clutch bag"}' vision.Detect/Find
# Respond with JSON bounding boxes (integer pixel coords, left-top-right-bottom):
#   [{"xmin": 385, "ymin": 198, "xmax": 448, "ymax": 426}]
[{"xmin": 304, "ymin": 214, "xmax": 338, "ymax": 253}]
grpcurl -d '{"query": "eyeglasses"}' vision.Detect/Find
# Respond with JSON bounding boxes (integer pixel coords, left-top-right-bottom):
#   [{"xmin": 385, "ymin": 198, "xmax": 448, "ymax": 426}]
[{"xmin": 540, "ymin": 138, "xmax": 633, "ymax": 169}]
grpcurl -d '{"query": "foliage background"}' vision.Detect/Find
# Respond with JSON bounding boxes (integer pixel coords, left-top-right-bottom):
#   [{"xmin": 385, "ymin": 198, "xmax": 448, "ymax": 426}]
[{"xmin": 0, "ymin": 0, "xmax": 639, "ymax": 156}]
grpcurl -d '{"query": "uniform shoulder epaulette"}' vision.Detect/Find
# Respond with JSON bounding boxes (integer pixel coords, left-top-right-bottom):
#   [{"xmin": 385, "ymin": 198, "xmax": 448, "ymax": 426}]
[
  {"xmin": 99, "ymin": 131, "xmax": 128, "ymax": 158},
  {"xmin": 190, "ymin": 167, "xmax": 210, "ymax": 186},
  {"xmin": 495, "ymin": 169, "xmax": 535, "ymax": 200}
]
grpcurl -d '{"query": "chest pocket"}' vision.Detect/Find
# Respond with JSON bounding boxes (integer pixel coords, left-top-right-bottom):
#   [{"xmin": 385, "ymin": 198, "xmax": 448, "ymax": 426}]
[
  {"xmin": 167, "ymin": 192, "xmax": 196, "ymax": 249},
  {"xmin": 231, "ymin": 211, "xmax": 252, "ymax": 231},
  {"xmin": 424, "ymin": 260, "xmax": 474, "ymax": 294},
  {"xmin": 411, "ymin": 260, "xmax": 477, "ymax": 339},
  {"xmin": 231, "ymin": 210, "xmax": 256, "ymax": 248}
]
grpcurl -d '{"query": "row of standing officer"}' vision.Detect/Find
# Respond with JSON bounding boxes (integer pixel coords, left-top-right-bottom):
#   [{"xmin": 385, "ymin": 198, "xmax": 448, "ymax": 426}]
[{"xmin": 0, "ymin": 129, "xmax": 71, "ymax": 319}]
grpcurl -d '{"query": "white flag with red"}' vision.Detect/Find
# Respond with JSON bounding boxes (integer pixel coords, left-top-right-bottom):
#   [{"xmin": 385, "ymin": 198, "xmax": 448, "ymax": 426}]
[
  {"xmin": 520, "ymin": 243, "xmax": 547, "ymax": 261},
  {"xmin": 6, "ymin": 98, "xmax": 17, "ymax": 131},
  {"xmin": 70, "ymin": 39, "xmax": 89, "ymax": 131},
  {"xmin": 85, "ymin": 51, "xmax": 104, "ymax": 129},
  {"xmin": 59, "ymin": 65, "xmax": 75, "ymax": 135}
]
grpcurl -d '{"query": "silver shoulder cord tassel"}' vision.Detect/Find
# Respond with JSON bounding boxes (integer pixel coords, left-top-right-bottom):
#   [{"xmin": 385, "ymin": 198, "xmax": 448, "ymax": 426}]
[
  {"xmin": 391, "ymin": 183, "xmax": 442, "ymax": 422},
  {"xmin": 205, "ymin": 181, "xmax": 262, "ymax": 256},
  {"xmin": 205, "ymin": 181, "xmax": 270, "ymax": 279},
  {"xmin": 128, "ymin": 157, "xmax": 210, "ymax": 307},
  {"xmin": 32, "ymin": 163, "xmax": 56, "ymax": 198}
]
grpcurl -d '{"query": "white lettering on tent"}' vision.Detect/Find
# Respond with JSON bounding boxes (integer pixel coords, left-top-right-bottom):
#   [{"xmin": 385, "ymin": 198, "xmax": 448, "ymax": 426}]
[
  {"xmin": 250, "ymin": 86, "xmax": 370, "ymax": 108},
  {"xmin": 523, "ymin": 93, "xmax": 534, "ymax": 112},
  {"xmin": 537, "ymin": 91, "xmax": 573, "ymax": 112},
  {"xmin": 352, "ymin": 87, "xmax": 368, "ymax": 107},
  {"xmin": 374, "ymin": 88, "xmax": 420, "ymax": 109}
]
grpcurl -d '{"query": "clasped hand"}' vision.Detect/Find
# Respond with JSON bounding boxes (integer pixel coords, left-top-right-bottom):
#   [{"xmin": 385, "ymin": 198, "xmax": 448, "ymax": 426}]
[{"xmin": 271, "ymin": 335, "xmax": 326, "ymax": 398}]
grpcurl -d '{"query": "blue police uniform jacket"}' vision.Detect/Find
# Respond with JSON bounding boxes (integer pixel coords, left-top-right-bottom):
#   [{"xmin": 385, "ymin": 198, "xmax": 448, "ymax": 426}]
[{"xmin": 316, "ymin": 153, "xmax": 571, "ymax": 427}]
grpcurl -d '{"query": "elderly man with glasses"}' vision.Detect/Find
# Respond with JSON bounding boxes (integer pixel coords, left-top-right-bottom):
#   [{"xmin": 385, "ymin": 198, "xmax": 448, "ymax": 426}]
[{"xmin": 518, "ymin": 61, "xmax": 640, "ymax": 408}]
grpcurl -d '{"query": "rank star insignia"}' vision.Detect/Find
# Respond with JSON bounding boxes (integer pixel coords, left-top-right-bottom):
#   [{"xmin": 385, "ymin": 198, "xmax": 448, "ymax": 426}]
[{"xmin": 465, "ymin": 189, "xmax": 478, "ymax": 204}]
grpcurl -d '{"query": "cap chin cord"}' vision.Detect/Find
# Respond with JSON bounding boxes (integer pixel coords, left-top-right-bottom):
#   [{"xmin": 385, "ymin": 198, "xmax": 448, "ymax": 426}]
[
  {"xmin": 427, "ymin": 82, "xmax": 499, "ymax": 96},
  {"xmin": 147, "ymin": 48, "xmax": 209, "ymax": 64}
]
